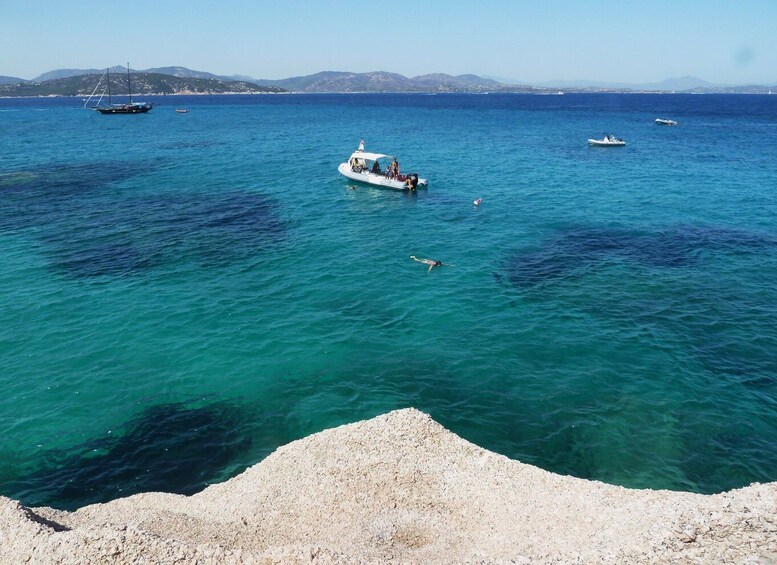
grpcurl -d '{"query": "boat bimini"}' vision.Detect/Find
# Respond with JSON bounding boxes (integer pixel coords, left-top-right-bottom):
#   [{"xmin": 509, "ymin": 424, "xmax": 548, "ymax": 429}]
[{"xmin": 338, "ymin": 141, "xmax": 428, "ymax": 190}]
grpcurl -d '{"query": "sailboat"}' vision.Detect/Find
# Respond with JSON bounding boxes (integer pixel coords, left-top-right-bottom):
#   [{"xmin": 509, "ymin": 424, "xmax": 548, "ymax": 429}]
[{"xmin": 84, "ymin": 64, "xmax": 153, "ymax": 114}]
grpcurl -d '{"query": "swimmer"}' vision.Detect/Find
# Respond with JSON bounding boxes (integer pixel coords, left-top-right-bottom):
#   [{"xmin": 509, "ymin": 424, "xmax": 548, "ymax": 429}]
[
  {"xmin": 410, "ymin": 255, "xmax": 445, "ymax": 271},
  {"xmin": 474, "ymin": 197, "xmax": 482, "ymax": 206}
]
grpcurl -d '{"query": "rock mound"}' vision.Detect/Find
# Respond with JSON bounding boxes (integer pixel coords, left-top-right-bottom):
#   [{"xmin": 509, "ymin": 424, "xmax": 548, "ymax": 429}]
[{"xmin": 1, "ymin": 408, "xmax": 775, "ymax": 563}]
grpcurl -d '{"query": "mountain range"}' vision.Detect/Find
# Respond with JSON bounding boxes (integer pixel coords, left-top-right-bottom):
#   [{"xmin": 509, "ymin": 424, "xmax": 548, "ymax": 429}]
[
  {"xmin": 245, "ymin": 71, "xmax": 508, "ymax": 93},
  {"xmin": 1, "ymin": 67, "xmax": 776, "ymax": 95},
  {"xmin": 0, "ymin": 71, "xmax": 284, "ymax": 97}
]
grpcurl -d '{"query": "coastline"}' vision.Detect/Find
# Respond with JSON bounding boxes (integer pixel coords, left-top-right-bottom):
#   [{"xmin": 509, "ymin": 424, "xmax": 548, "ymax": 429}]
[
  {"xmin": 0, "ymin": 91, "xmax": 288, "ymax": 99},
  {"xmin": 1, "ymin": 408, "xmax": 774, "ymax": 564},
  {"xmin": 2, "ymin": 90, "xmax": 776, "ymax": 99}
]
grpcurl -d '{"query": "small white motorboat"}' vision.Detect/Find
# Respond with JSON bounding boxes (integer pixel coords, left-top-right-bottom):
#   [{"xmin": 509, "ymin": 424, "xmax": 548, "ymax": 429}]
[
  {"xmin": 338, "ymin": 141, "xmax": 428, "ymax": 190},
  {"xmin": 588, "ymin": 135, "xmax": 626, "ymax": 147},
  {"xmin": 655, "ymin": 118, "xmax": 678, "ymax": 126}
]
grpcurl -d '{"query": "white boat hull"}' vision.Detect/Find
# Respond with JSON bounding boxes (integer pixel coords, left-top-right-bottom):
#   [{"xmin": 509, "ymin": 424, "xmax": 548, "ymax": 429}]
[
  {"xmin": 588, "ymin": 139, "xmax": 626, "ymax": 147},
  {"xmin": 338, "ymin": 163, "xmax": 428, "ymax": 190}
]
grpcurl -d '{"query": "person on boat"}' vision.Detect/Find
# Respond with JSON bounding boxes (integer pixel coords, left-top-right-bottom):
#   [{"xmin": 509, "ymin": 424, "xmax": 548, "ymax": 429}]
[
  {"xmin": 371, "ymin": 160, "xmax": 381, "ymax": 174},
  {"xmin": 391, "ymin": 158, "xmax": 400, "ymax": 178},
  {"xmin": 410, "ymin": 256, "xmax": 445, "ymax": 271}
]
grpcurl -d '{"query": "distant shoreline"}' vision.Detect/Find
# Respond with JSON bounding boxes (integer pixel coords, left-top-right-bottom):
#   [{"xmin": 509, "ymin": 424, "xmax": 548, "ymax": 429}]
[
  {"xmin": 0, "ymin": 91, "xmax": 288, "ymax": 100},
  {"xmin": 3, "ymin": 68, "xmax": 775, "ymax": 96},
  {"xmin": 1, "ymin": 90, "xmax": 775, "ymax": 100}
]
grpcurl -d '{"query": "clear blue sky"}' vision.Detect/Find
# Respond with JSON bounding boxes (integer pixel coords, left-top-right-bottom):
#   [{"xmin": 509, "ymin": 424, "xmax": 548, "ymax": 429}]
[{"xmin": 2, "ymin": 0, "xmax": 776, "ymax": 84}]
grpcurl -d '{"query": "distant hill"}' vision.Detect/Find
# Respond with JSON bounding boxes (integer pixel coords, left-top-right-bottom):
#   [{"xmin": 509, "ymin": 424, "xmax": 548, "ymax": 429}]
[
  {"xmin": 410, "ymin": 73, "xmax": 503, "ymax": 91},
  {"xmin": 28, "ymin": 65, "xmax": 516, "ymax": 91},
  {"xmin": 33, "ymin": 68, "xmax": 107, "ymax": 82},
  {"xmin": 0, "ymin": 75, "xmax": 26, "ymax": 85},
  {"xmin": 249, "ymin": 71, "xmax": 504, "ymax": 93},
  {"xmin": 225, "ymin": 74, "xmax": 260, "ymax": 83},
  {"xmin": 642, "ymin": 76, "xmax": 714, "ymax": 91},
  {"xmin": 32, "ymin": 66, "xmax": 255, "ymax": 83},
  {"xmin": 0, "ymin": 72, "xmax": 286, "ymax": 97},
  {"xmin": 6, "ymin": 66, "xmax": 777, "ymax": 95},
  {"xmin": 145, "ymin": 66, "xmax": 225, "ymax": 80}
]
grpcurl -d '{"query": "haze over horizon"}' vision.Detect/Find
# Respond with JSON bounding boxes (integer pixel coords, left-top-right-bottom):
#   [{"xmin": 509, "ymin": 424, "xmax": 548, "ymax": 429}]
[{"xmin": 2, "ymin": 0, "xmax": 776, "ymax": 85}]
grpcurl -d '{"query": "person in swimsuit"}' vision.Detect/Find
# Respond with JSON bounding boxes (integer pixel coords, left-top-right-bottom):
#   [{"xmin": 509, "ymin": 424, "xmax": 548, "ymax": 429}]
[{"xmin": 410, "ymin": 255, "xmax": 444, "ymax": 271}]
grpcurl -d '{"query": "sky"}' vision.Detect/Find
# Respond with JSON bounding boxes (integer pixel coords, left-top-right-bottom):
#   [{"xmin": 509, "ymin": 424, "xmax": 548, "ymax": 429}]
[{"xmin": 2, "ymin": 0, "xmax": 776, "ymax": 84}]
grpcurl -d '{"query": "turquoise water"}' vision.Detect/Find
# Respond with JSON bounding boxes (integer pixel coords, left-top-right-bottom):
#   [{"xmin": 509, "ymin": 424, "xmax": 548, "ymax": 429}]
[{"xmin": 2, "ymin": 93, "xmax": 776, "ymax": 509}]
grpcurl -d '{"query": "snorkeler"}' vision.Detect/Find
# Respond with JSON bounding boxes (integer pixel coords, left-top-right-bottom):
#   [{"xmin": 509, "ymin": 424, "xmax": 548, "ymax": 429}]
[{"xmin": 410, "ymin": 255, "xmax": 445, "ymax": 271}]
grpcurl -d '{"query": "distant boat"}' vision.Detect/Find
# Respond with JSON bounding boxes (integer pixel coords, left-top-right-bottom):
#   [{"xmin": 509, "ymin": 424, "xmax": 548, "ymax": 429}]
[
  {"xmin": 84, "ymin": 64, "xmax": 152, "ymax": 114},
  {"xmin": 655, "ymin": 118, "xmax": 678, "ymax": 126},
  {"xmin": 175, "ymin": 109, "xmax": 189, "ymax": 113},
  {"xmin": 588, "ymin": 135, "xmax": 626, "ymax": 147}
]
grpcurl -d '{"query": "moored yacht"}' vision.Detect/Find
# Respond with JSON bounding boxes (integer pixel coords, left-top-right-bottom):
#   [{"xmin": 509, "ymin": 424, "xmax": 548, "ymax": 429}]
[{"xmin": 84, "ymin": 64, "xmax": 152, "ymax": 114}]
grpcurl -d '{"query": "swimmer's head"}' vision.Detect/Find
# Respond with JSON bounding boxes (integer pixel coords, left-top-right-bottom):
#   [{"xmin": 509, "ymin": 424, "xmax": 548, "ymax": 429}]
[{"xmin": 435, "ymin": 261, "xmax": 442, "ymax": 266}]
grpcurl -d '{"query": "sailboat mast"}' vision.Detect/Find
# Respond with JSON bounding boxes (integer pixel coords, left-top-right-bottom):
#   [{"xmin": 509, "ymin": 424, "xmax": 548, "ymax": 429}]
[
  {"xmin": 107, "ymin": 68, "xmax": 112, "ymax": 105},
  {"xmin": 127, "ymin": 63, "xmax": 132, "ymax": 103}
]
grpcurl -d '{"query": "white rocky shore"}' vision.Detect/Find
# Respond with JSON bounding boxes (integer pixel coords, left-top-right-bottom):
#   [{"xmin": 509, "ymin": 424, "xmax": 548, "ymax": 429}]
[{"xmin": 1, "ymin": 408, "xmax": 775, "ymax": 564}]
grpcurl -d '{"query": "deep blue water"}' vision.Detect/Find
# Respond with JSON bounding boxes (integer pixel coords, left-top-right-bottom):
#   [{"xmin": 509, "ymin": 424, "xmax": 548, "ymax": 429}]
[{"xmin": 1, "ymin": 93, "xmax": 776, "ymax": 510}]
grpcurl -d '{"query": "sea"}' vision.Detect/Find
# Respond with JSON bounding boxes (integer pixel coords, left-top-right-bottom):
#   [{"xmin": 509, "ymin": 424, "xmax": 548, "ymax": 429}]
[{"xmin": 1, "ymin": 92, "xmax": 776, "ymax": 511}]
